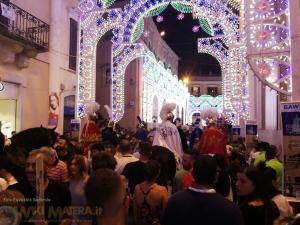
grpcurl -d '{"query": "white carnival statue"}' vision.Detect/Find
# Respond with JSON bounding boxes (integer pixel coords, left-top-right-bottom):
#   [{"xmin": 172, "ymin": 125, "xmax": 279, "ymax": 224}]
[{"xmin": 152, "ymin": 103, "xmax": 183, "ymax": 163}]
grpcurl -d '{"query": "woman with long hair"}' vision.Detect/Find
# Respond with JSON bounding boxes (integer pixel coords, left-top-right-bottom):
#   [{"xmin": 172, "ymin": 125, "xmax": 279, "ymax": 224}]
[
  {"xmin": 133, "ymin": 160, "xmax": 168, "ymax": 225},
  {"xmin": 264, "ymin": 167, "xmax": 293, "ymax": 224},
  {"xmin": 236, "ymin": 167, "xmax": 279, "ymax": 225},
  {"xmin": 68, "ymin": 154, "xmax": 91, "ymax": 225}
]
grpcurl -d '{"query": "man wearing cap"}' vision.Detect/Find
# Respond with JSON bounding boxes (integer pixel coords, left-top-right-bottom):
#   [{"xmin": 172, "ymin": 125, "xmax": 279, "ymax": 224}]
[{"xmin": 189, "ymin": 120, "xmax": 203, "ymax": 150}]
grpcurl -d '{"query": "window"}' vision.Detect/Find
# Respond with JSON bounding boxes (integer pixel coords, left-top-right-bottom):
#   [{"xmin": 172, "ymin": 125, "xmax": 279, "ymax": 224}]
[
  {"xmin": 192, "ymin": 86, "xmax": 201, "ymax": 97},
  {"xmin": 69, "ymin": 18, "xmax": 78, "ymax": 71},
  {"xmin": 207, "ymin": 87, "xmax": 218, "ymax": 97},
  {"xmin": 105, "ymin": 68, "xmax": 111, "ymax": 85}
]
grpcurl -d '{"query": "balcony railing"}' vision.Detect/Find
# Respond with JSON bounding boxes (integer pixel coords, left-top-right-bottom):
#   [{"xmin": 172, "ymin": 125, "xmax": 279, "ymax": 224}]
[{"xmin": 0, "ymin": 1, "xmax": 49, "ymax": 51}]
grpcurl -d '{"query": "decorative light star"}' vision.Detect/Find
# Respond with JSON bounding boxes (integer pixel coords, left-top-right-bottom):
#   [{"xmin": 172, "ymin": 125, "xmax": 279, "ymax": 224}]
[
  {"xmin": 156, "ymin": 15, "xmax": 164, "ymax": 23},
  {"xmin": 192, "ymin": 25, "xmax": 200, "ymax": 32},
  {"xmin": 177, "ymin": 13, "xmax": 184, "ymax": 20},
  {"xmin": 143, "ymin": 31, "xmax": 149, "ymax": 37}
]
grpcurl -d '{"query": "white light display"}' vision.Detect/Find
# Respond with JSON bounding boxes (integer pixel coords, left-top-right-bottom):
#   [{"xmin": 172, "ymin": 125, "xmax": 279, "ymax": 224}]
[
  {"xmin": 142, "ymin": 51, "xmax": 189, "ymax": 123},
  {"xmin": 77, "ymin": 5, "xmax": 121, "ymax": 118},
  {"xmin": 246, "ymin": 0, "xmax": 291, "ymax": 95},
  {"xmin": 111, "ymin": 43, "xmax": 146, "ymax": 121},
  {"xmin": 227, "ymin": 0, "xmax": 241, "ymax": 11},
  {"xmin": 197, "ymin": 36, "xmax": 249, "ymax": 124},
  {"xmin": 76, "ymin": 0, "xmax": 291, "ymax": 124},
  {"xmin": 110, "ymin": 0, "xmax": 245, "ymax": 122}
]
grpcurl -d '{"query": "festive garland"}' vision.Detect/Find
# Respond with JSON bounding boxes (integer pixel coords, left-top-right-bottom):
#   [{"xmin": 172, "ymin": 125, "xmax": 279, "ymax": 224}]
[
  {"xmin": 145, "ymin": 3, "xmax": 169, "ymax": 17},
  {"xmin": 170, "ymin": 2, "xmax": 193, "ymax": 13},
  {"xmin": 131, "ymin": 18, "xmax": 144, "ymax": 43},
  {"xmin": 199, "ymin": 18, "xmax": 214, "ymax": 36}
]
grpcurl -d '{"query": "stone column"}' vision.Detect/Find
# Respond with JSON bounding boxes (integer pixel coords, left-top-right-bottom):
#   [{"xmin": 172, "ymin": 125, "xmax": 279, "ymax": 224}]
[
  {"xmin": 49, "ymin": 0, "xmax": 63, "ymax": 133},
  {"xmin": 290, "ymin": 0, "xmax": 300, "ymax": 101}
]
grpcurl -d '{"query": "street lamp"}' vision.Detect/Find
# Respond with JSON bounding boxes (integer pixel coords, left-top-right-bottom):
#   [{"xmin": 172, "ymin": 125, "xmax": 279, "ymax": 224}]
[{"xmin": 183, "ymin": 77, "xmax": 189, "ymax": 85}]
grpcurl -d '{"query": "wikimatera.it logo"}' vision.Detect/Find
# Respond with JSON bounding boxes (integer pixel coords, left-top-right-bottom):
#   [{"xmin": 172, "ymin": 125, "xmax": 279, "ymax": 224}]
[
  {"xmin": 0, "ymin": 206, "xmax": 19, "ymax": 225},
  {"xmin": 0, "ymin": 205, "xmax": 103, "ymax": 222}
]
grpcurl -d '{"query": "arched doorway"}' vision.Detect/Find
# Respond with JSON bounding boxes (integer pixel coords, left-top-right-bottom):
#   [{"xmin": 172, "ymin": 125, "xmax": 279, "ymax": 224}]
[{"xmin": 152, "ymin": 96, "xmax": 159, "ymax": 120}]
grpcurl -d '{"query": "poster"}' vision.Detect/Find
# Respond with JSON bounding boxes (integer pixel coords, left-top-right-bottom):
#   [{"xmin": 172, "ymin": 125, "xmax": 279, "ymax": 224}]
[
  {"xmin": 71, "ymin": 119, "xmax": 80, "ymax": 140},
  {"xmin": 281, "ymin": 102, "xmax": 300, "ymax": 196},
  {"xmin": 245, "ymin": 121, "xmax": 258, "ymax": 144},
  {"xmin": 48, "ymin": 92, "xmax": 59, "ymax": 127}
]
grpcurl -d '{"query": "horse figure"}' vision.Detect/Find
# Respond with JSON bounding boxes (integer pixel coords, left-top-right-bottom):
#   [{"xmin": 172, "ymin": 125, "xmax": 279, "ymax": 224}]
[
  {"xmin": 11, "ymin": 127, "xmax": 58, "ymax": 154},
  {"xmin": 0, "ymin": 127, "xmax": 58, "ymax": 198}
]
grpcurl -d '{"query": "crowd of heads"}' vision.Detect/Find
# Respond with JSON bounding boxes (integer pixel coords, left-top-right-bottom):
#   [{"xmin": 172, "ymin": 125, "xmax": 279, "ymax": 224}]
[{"xmin": 0, "ymin": 115, "xmax": 297, "ymax": 225}]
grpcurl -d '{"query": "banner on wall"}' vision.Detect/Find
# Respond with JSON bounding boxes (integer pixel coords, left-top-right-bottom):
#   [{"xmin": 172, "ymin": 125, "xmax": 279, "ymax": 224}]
[
  {"xmin": 281, "ymin": 102, "xmax": 300, "ymax": 196},
  {"xmin": 245, "ymin": 121, "xmax": 258, "ymax": 144},
  {"xmin": 48, "ymin": 92, "xmax": 60, "ymax": 127}
]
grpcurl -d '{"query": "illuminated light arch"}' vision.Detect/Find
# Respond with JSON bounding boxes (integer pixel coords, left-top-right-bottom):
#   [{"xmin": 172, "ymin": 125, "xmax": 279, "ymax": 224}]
[
  {"xmin": 110, "ymin": 0, "xmax": 245, "ymax": 122},
  {"xmin": 112, "ymin": 44, "xmax": 146, "ymax": 120},
  {"xmin": 112, "ymin": 1, "xmax": 239, "ymax": 54},
  {"xmin": 77, "ymin": 6, "xmax": 122, "ymax": 118},
  {"xmin": 77, "ymin": 0, "xmax": 291, "ymax": 124},
  {"xmin": 196, "ymin": 37, "xmax": 249, "ymax": 124},
  {"xmin": 76, "ymin": 0, "xmax": 246, "ymax": 123}
]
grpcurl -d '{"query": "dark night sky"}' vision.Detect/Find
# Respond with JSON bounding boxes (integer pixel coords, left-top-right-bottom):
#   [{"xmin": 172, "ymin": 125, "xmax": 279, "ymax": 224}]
[{"xmin": 153, "ymin": 6, "xmax": 221, "ymax": 78}]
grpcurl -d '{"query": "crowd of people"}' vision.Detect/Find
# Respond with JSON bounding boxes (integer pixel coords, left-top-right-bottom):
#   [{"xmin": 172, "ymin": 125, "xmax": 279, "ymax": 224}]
[{"xmin": 0, "ymin": 103, "xmax": 298, "ymax": 225}]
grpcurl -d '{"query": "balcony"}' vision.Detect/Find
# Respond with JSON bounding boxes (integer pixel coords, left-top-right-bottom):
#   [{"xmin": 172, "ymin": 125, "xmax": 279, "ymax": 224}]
[{"xmin": 0, "ymin": 1, "xmax": 49, "ymax": 52}]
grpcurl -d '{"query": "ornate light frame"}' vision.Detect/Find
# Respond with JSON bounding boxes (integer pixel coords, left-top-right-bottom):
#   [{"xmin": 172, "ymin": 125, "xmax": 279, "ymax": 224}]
[
  {"xmin": 76, "ymin": 0, "xmax": 255, "ymax": 124},
  {"xmin": 245, "ymin": 0, "xmax": 291, "ymax": 95}
]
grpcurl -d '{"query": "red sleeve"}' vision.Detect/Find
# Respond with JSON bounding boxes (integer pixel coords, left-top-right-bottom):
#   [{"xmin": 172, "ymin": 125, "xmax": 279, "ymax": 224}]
[{"xmin": 181, "ymin": 172, "xmax": 195, "ymax": 189}]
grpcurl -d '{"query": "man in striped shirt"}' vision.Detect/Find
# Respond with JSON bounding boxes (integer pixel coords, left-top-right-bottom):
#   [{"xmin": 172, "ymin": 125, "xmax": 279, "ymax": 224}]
[{"xmin": 40, "ymin": 147, "xmax": 69, "ymax": 183}]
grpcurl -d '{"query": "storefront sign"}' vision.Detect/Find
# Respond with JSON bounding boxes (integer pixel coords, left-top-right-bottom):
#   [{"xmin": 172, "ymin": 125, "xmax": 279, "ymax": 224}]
[{"xmin": 281, "ymin": 102, "xmax": 300, "ymax": 196}]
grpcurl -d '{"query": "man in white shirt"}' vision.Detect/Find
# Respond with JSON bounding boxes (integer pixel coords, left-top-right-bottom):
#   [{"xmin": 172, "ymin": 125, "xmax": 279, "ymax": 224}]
[{"xmin": 115, "ymin": 139, "xmax": 138, "ymax": 174}]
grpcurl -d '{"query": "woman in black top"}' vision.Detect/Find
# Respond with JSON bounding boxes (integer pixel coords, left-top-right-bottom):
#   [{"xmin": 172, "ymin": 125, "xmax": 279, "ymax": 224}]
[{"xmin": 236, "ymin": 167, "xmax": 279, "ymax": 225}]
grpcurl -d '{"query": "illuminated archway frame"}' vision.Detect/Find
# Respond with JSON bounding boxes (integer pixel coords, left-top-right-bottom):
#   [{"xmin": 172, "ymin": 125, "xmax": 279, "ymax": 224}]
[
  {"xmin": 196, "ymin": 36, "xmax": 249, "ymax": 124},
  {"xmin": 246, "ymin": 0, "xmax": 292, "ymax": 95},
  {"xmin": 76, "ymin": 0, "xmax": 249, "ymax": 123},
  {"xmin": 111, "ymin": 0, "xmax": 248, "ymax": 122},
  {"xmin": 76, "ymin": 3, "xmax": 122, "ymax": 118}
]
